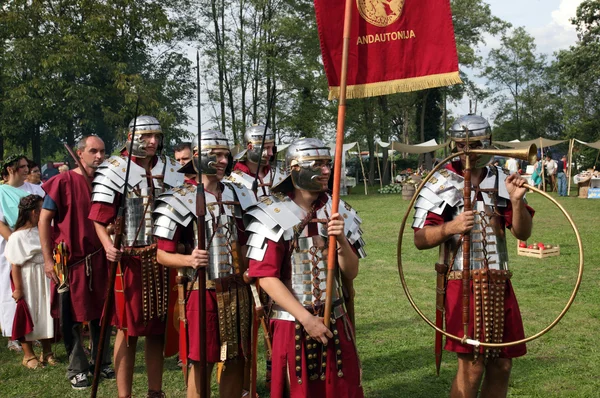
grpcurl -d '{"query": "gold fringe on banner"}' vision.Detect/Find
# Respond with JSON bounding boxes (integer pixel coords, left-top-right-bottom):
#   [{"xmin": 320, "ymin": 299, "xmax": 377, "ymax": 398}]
[{"xmin": 328, "ymin": 71, "xmax": 462, "ymax": 100}]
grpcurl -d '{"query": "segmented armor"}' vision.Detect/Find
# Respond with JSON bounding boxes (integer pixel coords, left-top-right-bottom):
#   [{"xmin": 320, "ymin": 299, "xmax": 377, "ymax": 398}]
[
  {"xmin": 244, "ymin": 192, "xmax": 366, "ymax": 321},
  {"xmin": 153, "ymin": 182, "xmax": 245, "ymax": 282},
  {"xmin": 153, "ymin": 180, "xmax": 252, "ymax": 361},
  {"xmin": 413, "ymin": 165, "xmax": 511, "ymax": 271},
  {"xmin": 91, "ymin": 154, "xmax": 182, "ymax": 246},
  {"xmin": 225, "ymin": 168, "xmax": 286, "ymax": 210}
]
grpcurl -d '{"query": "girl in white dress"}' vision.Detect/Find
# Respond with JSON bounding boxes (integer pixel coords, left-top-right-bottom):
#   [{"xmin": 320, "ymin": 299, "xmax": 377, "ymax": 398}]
[{"xmin": 6, "ymin": 194, "xmax": 55, "ymax": 369}]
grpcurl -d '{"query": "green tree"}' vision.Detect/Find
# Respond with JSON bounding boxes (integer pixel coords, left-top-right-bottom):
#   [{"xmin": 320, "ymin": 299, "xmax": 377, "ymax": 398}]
[
  {"xmin": 554, "ymin": 0, "xmax": 600, "ymax": 169},
  {"xmin": 481, "ymin": 27, "xmax": 546, "ymax": 141},
  {"xmin": 0, "ymin": 0, "xmax": 199, "ymax": 161}
]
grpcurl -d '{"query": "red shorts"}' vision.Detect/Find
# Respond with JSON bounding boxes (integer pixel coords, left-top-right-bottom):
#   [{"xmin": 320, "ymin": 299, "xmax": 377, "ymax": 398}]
[
  {"xmin": 444, "ymin": 279, "xmax": 527, "ymax": 358},
  {"xmin": 270, "ymin": 315, "xmax": 364, "ymax": 398}
]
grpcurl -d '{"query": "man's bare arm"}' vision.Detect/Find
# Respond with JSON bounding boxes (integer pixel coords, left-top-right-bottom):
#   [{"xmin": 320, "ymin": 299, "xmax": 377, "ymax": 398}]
[{"xmin": 414, "ymin": 211, "xmax": 474, "ymax": 250}]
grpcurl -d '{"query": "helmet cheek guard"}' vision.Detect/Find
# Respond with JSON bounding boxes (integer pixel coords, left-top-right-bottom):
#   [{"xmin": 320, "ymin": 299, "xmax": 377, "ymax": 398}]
[
  {"xmin": 186, "ymin": 130, "xmax": 231, "ymax": 176},
  {"xmin": 290, "ymin": 164, "xmax": 328, "ymax": 192},
  {"xmin": 131, "ymin": 134, "xmax": 148, "ymax": 158},
  {"xmin": 246, "ymin": 143, "xmax": 263, "ymax": 164},
  {"xmin": 128, "ymin": 115, "xmax": 163, "ymax": 158},
  {"xmin": 271, "ymin": 137, "xmax": 332, "ymax": 193}
]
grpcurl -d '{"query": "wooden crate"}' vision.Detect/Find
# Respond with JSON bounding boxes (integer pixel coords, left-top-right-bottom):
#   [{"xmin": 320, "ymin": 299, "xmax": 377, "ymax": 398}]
[{"xmin": 517, "ymin": 245, "xmax": 560, "ymax": 259}]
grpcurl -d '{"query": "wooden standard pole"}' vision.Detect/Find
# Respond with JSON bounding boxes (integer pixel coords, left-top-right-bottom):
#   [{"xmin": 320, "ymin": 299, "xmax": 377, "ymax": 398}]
[{"xmin": 324, "ymin": 0, "xmax": 353, "ymax": 329}]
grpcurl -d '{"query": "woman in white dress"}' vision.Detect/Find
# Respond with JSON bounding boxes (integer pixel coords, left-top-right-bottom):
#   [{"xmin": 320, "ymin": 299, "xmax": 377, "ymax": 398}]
[{"xmin": 5, "ymin": 194, "xmax": 55, "ymax": 369}]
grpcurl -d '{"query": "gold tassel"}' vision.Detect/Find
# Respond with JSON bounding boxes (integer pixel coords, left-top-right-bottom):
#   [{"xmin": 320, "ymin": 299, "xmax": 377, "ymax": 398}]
[{"xmin": 328, "ymin": 71, "xmax": 463, "ymax": 100}]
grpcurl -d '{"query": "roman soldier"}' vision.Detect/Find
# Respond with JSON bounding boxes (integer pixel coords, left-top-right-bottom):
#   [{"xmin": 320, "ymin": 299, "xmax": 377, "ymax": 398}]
[
  {"xmin": 412, "ymin": 114, "xmax": 534, "ymax": 398},
  {"xmin": 153, "ymin": 131, "xmax": 252, "ymax": 397},
  {"xmin": 229, "ymin": 125, "xmax": 282, "ymax": 205},
  {"xmin": 245, "ymin": 138, "xmax": 366, "ymax": 398},
  {"xmin": 89, "ymin": 115, "xmax": 182, "ymax": 398}
]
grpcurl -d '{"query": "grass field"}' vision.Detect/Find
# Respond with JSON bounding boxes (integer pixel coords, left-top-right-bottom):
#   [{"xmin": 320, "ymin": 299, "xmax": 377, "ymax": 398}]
[{"xmin": 1, "ymin": 188, "xmax": 598, "ymax": 397}]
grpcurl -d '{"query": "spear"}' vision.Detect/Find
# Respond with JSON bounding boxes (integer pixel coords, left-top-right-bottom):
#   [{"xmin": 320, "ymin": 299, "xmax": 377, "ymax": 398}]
[
  {"xmin": 91, "ymin": 98, "xmax": 140, "ymax": 398},
  {"xmin": 247, "ymin": 87, "xmax": 276, "ymax": 398},
  {"xmin": 195, "ymin": 50, "xmax": 208, "ymax": 398}
]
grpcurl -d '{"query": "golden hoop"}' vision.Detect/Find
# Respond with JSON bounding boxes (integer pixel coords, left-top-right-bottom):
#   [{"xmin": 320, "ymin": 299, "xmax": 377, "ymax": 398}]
[{"xmin": 397, "ymin": 151, "xmax": 584, "ymax": 348}]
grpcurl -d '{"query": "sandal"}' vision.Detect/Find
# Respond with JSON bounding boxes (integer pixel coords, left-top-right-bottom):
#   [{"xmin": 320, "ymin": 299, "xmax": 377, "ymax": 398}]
[
  {"xmin": 22, "ymin": 356, "xmax": 43, "ymax": 369},
  {"xmin": 7, "ymin": 340, "xmax": 22, "ymax": 352},
  {"xmin": 241, "ymin": 390, "xmax": 260, "ymax": 398},
  {"xmin": 41, "ymin": 351, "xmax": 58, "ymax": 366}
]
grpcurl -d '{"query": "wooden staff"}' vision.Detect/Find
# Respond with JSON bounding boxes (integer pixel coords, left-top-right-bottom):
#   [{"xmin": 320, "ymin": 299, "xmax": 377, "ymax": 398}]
[
  {"xmin": 434, "ymin": 243, "xmax": 449, "ymax": 375},
  {"xmin": 177, "ymin": 272, "xmax": 189, "ymax": 384},
  {"xmin": 461, "ymin": 141, "xmax": 472, "ymax": 342},
  {"xmin": 247, "ymin": 91, "xmax": 276, "ymax": 395},
  {"xmin": 243, "ymin": 271, "xmax": 273, "ymax": 398},
  {"xmin": 64, "ymin": 143, "xmax": 92, "ymax": 193},
  {"xmin": 195, "ymin": 51, "xmax": 208, "ymax": 398},
  {"xmin": 91, "ymin": 98, "xmax": 140, "ymax": 398},
  {"xmin": 324, "ymin": 0, "xmax": 353, "ymax": 330}
]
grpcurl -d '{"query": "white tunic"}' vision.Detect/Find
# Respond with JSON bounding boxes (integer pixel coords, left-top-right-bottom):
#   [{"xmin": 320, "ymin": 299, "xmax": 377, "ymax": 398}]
[
  {"xmin": 5, "ymin": 227, "xmax": 53, "ymax": 340},
  {"xmin": 0, "ymin": 183, "xmax": 45, "ymax": 337}
]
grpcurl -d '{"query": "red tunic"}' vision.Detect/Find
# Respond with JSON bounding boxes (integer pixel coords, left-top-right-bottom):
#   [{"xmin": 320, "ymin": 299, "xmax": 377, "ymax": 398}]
[
  {"xmin": 233, "ymin": 161, "xmax": 271, "ymax": 177},
  {"xmin": 157, "ymin": 227, "xmax": 224, "ymax": 363},
  {"xmin": 88, "ymin": 157, "xmax": 165, "ymax": 336},
  {"xmin": 157, "ymin": 180, "xmax": 248, "ymax": 362},
  {"xmin": 43, "ymin": 170, "xmax": 108, "ymax": 322},
  {"xmin": 248, "ymin": 193, "xmax": 364, "ymax": 398},
  {"xmin": 416, "ymin": 162, "xmax": 534, "ymax": 358}
]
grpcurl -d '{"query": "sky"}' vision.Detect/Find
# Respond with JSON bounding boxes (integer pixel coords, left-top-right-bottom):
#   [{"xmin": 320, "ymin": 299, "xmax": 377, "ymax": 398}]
[
  {"xmin": 183, "ymin": 0, "xmax": 586, "ymax": 135},
  {"xmin": 450, "ymin": 0, "xmax": 584, "ymax": 119}
]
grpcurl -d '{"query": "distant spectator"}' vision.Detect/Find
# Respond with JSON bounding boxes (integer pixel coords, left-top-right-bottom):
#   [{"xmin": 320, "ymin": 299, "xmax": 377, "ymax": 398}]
[
  {"xmin": 26, "ymin": 161, "xmax": 42, "ymax": 185},
  {"xmin": 544, "ymin": 155, "xmax": 557, "ymax": 192},
  {"xmin": 556, "ymin": 155, "xmax": 568, "ymax": 197},
  {"xmin": 41, "ymin": 162, "xmax": 59, "ymax": 181},
  {"xmin": 173, "ymin": 142, "xmax": 195, "ymax": 183},
  {"xmin": 58, "ymin": 165, "xmax": 69, "ymax": 174},
  {"xmin": 505, "ymin": 157, "xmax": 519, "ymax": 175},
  {"xmin": 531, "ymin": 156, "xmax": 542, "ymax": 189}
]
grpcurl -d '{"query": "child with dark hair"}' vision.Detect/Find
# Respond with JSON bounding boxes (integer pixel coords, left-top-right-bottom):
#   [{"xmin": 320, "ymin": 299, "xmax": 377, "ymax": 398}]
[{"xmin": 5, "ymin": 194, "xmax": 55, "ymax": 369}]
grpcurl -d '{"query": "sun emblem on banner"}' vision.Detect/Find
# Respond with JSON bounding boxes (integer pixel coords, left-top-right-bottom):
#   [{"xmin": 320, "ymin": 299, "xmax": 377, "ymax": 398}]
[{"xmin": 356, "ymin": 0, "xmax": 405, "ymax": 27}]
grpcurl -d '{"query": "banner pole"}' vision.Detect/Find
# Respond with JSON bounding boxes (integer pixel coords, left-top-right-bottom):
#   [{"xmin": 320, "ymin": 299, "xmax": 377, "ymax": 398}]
[{"xmin": 324, "ymin": 0, "xmax": 352, "ymax": 330}]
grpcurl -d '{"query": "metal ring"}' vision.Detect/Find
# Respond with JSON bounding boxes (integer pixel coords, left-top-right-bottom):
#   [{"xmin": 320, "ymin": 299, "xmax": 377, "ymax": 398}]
[{"xmin": 397, "ymin": 151, "xmax": 584, "ymax": 348}]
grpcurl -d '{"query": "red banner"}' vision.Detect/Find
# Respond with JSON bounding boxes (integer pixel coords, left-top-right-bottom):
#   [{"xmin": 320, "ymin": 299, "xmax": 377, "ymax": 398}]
[{"xmin": 314, "ymin": 0, "xmax": 462, "ymax": 99}]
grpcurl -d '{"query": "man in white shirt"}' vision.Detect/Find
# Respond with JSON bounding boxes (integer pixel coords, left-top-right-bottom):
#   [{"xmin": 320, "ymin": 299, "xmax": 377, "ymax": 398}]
[
  {"xmin": 544, "ymin": 155, "xmax": 557, "ymax": 192},
  {"xmin": 505, "ymin": 157, "xmax": 519, "ymax": 175}
]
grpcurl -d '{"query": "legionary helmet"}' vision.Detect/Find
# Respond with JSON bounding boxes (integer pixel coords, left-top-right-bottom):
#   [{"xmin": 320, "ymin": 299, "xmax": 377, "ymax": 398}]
[
  {"xmin": 272, "ymin": 138, "xmax": 331, "ymax": 193},
  {"xmin": 448, "ymin": 114, "xmax": 493, "ymax": 168},
  {"xmin": 127, "ymin": 115, "xmax": 163, "ymax": 158},
  {"xmin": 180, "ymin": 130, "xmax": 231, "ymax": 176},
  {"xmin": 234, "ymin": 125, "xmax": 276, "ymax": 163}
]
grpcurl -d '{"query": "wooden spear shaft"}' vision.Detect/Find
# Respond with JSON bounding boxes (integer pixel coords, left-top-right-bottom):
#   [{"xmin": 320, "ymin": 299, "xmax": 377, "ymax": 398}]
[
  {"xmin": 462, "ymin": 154, "xmax": 472, "ymax": 340},
  {"xmin": 324, "ymin": 0, "xmax": 353, "ymax": 330}
]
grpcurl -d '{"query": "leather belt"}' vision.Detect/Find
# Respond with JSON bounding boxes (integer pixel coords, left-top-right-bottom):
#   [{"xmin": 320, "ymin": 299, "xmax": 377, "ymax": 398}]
[
  {"xmin": 270, "ymin": 300, "xmax": 346, "ymax": 321},
  {"xmin": 187, "ymin": 279, "xmax": 216, "ymax": 290},
  {"xmin": 447, "ymin": 270, "xmax": 470, "ymax": 280}
]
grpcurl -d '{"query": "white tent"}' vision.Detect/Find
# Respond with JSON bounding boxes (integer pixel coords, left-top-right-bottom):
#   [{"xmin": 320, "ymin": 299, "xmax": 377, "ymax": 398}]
[
  {"xmin": 374, "ymin": 139, "xmax": 450, "ymax": 187},
  {"xmin": 327, "ymin": 141, "xmax": 367, "ymax": 195}
]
